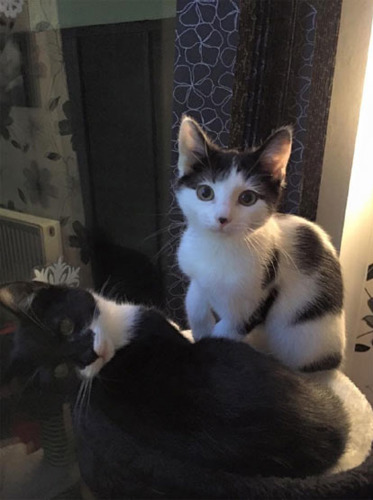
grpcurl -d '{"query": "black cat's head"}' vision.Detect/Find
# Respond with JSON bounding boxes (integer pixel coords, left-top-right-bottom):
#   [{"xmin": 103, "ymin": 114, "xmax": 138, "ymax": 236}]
[{"xmin": 0, "ymin": 281, "xmax": 99, "ymax": 375}]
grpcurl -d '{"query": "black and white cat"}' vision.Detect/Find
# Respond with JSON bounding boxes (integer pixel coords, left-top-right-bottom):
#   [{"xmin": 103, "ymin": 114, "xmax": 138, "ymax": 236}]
[
  {"xmin": 176, "ymin": 116, "xmax": 345, "ymax": 372},
  {"xmin": 0, "ymin": 281, "xmax": 353, "ymax": 498}
]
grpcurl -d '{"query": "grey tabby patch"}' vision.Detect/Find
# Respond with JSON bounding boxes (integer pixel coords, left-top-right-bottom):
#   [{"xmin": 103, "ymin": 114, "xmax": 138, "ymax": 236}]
[
  {"xmin": 243, "ymin": 288, "xmax": 279, "ymax": 334},
  {"xmin": 294, "ymin": 226, "xmax": 325, "ymax": 274},
  {"xmin": 293, "ymin": 280, "xmax": 343, "ymax": 325},
  {"xmin": 262, "ymin": 249, "xmax": 280, "ymax": 289},
  {"xmin": 293, "ymin": 228, "xmax": 343, "ymax": 325},
  {"xmin": 301, "ymin": 353, "xmax": 343, "ymax": 373}
]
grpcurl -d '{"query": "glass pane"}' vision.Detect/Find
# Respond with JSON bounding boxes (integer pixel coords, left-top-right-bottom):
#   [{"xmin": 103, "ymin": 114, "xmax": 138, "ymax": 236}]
[{"xmin": 0, "ymin": 1, "xmax": 176, "ymax": 497}]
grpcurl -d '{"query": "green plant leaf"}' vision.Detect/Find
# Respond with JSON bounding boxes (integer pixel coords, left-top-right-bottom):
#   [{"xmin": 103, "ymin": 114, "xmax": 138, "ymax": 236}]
[
  {"xmin": 46, "ymin": 152, "xmax": 62, "ymax": 161},
  {"xmin": 18, "ymin": 188, "xmax": 27, "ymax": 204},
  {"xmin": 355, "ymin": 343, "xmax": 370, "ymax": 352},
  {"xmin": 362, "ymin": 315, "xmax": 373, "ymax": 328},
  {"xmin": 0, "ymin": 127, "xmax": 10, "ymax": 140},
  {"xmin": 368, "ymin": 297, "xmax": 373, "ymax": 313},
  {"xmin": 60, "ymin": 216, "xmax": 70, "ymax": 227},
  {"xmin": 35, "ymin": 21, "xmax": 51, "ymax": 32},
  {"xmin": 62, "ymin": 100, "xmax": 72, "ymax": 120},
  {"xmin": 48, "ymin": 96, "xmax": 61, "ymax": 111}
]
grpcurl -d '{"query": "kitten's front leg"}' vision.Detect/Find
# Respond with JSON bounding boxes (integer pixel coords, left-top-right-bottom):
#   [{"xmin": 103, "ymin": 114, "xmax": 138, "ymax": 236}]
[
  {"xmin": 186, "ymin": 281, "xmax": 215, "ymax": 341},
  {"xmin": 212, "ymin": 319, "xmax": 242, "ymax": 340}
]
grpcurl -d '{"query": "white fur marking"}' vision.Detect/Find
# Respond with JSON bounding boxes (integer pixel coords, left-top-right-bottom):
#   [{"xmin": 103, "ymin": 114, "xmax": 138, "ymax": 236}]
[{"xmin": 80, "ymin": 294, "xmax": 140, "ymax": 379}]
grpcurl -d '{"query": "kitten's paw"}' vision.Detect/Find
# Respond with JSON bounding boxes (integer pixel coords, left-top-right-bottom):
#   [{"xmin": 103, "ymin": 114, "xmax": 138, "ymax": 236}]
[
  {"xmin": 212, "ymin": 320, "xmax": 241, "ymax": 340},
  {"xmin": 192, "ymin": 326, "xmax": 212, "ymax": 341}
]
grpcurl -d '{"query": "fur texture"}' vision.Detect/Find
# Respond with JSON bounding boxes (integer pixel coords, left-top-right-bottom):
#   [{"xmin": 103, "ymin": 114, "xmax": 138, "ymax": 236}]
[
  {"xmin": 176, "ymin": 116, "xmax": 345, "ymax": 371},
  {"xmin": 0, "ymin": 282, "xmax": 356, "ymax": 499},
  {"xmin": 309, "ymin": 370, "xmax": 373, "ymax": 474}
]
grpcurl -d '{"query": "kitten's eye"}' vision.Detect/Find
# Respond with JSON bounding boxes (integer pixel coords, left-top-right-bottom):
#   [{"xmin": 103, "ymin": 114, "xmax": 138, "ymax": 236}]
[
  {"xmin": 196, "ymin": 184, "xmax": 214, "ymax": 201},
  {"xmin": 238, "ymin": 190, "xmax": 258, "ymax": 206},
  {"xmin": 59, "ymin": 318, "xmax": 74, "ymax": 336}
]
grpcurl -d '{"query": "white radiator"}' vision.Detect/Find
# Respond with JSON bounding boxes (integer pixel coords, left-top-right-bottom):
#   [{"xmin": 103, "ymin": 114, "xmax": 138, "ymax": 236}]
[{"xmin": 0, "ymin": 208, "xmax": 62, "ymax": 283}]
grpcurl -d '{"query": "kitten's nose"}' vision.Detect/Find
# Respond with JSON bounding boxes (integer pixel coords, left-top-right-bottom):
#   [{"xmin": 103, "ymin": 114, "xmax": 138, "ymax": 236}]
[{"xmin": 218, "ymin": 217, "xmax": 229, "ymax": 225}]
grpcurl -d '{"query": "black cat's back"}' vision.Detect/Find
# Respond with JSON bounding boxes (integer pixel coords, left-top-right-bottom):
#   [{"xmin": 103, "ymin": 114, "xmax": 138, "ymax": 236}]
[{"xmin": 77, "ymin": 308, "xmax": 348, "ymax": 488}]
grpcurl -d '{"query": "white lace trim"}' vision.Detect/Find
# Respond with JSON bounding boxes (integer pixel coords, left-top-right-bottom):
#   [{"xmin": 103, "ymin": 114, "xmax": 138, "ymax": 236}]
[
  {"xmin": 0, "ymin": 0, "xmax": 24, "ymax": 19},
  {"xmin": 33, "ymin": 257, "xmax": 81, "ymax": 287}
]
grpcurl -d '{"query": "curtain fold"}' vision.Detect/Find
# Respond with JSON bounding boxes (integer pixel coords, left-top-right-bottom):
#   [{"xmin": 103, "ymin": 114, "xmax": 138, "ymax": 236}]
[{"xmin": 230, "ymin": 0, "xmax": 342, "ymax": 218}]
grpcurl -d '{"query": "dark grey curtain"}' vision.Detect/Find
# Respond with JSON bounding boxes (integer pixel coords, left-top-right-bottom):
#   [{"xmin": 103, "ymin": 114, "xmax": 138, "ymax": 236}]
[
  {"xmin": 230, "ymin": 0, "xmax": 342, "ymax": 218},
  {"xmin": 166, "ymin": 0, "xmax": 342, "ymax": 324}
]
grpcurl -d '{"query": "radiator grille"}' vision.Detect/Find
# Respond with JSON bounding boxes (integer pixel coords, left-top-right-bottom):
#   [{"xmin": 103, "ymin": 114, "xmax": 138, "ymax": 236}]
[{"xmin": 0, "ymin": 219, "xmax": 45, "ymax": 282}]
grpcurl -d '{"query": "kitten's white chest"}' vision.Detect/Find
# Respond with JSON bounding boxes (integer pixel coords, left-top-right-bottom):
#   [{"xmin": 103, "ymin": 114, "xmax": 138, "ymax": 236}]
[{"xmin": 178, "ymin": 229, "xmax": 262, "ymax": 316}]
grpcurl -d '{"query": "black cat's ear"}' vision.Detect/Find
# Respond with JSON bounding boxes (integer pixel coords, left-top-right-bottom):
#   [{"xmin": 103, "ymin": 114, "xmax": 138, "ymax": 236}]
[
  {"xmin": 0, "ymin": 281, "xmax": 49, "ymax": 318},
  {"xmin": 258, "ymin": 126, "xmax": 292, "ymax": 181},
  {"xmin": 177, "ymin": 115, "xmax": 212, "ymax": 176}
]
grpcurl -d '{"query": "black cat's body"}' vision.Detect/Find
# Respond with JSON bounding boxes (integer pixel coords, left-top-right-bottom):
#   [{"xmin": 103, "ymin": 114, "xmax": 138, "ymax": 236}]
[
  {"xmin": 76, "ymin": 308, "xmax": 345, "ymax": 476},
  {"xmin": 2, "ymin": 283, "xmax": 370, "ymax": 499},
  {"xmin": 74, "ymin": 313, "xmax": 346, "ymax": 499}
]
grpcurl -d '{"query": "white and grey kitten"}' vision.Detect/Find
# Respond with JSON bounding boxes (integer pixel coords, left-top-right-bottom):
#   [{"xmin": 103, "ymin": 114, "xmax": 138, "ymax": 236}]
[{"xmin": 176, "ymin": 116, "xmax": 345, "ymax": 372}]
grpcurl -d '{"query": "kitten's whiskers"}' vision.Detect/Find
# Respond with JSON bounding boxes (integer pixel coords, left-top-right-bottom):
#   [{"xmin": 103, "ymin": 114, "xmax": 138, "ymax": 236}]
[
  {"xmin": 143, "ymin": 221, "xmax": 186, "ymax": 243},
  {"xmin": 278, "ymin": 247, "xmax": 299, "ymax": 273},
  {"xmin": 152, "ymin": 232, "xmax": 183, "ymax": 262}
]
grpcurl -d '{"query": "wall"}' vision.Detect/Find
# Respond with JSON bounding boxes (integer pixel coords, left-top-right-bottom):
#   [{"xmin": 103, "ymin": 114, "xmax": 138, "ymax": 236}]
[
  {"xmin": 317, "ymin": 0, "xmax": 373, "ymax": 250},
  {"xmin": 345, "ymin": 237, "xmax": 373, "ymax": 403},
  {"xmin": 317, "ymin": 0, "xmax": 373, "ymax": 404},
  {"xmin": 27, "ymin": 0, "xmax": 176, "ymax": 31},
  {"xmin": 339, "ymin": 15, "xmax": 373, "ymax": 401}
]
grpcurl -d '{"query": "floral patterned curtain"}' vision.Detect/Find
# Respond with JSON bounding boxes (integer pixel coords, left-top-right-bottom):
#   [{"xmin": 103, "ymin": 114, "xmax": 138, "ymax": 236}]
[
  {"xmin": 0, "ymin": 0, "xmax": 91, "ymax": 288},
  {"xmin": 166, "ymin": 0, "xmax": 240, "ymax": 323},
  {"xmin": 165, "ymin": 0, "xmax": 342, "ymax": 325}
]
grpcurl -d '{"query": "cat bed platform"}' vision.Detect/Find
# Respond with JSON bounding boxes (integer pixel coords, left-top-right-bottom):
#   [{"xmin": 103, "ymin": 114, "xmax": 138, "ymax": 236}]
[{"xmin": 79, "ymin": 368, "xmax": 373, "ymax": 499}]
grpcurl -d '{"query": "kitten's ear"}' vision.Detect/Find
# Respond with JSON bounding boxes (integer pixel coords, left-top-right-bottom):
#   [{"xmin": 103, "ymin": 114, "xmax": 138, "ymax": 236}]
[
  {"xmin": 177, "ymin": 116, "xmax": 212, "ymax": 176},
  {"xmin": 0, "ymin": 281, "xmax": 49, "ymax": 318},
  {"xmin": 258, "ymin": 126, "xmax": 292, "ymax": 181}
]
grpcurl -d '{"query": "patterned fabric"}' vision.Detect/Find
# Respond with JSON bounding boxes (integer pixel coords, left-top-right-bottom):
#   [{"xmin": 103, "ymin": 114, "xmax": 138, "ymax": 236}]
[
  {"xmin": 33, "ymin": 257, "xmax": 80, "ymax": 287},
  {"xmin": 166, "ymin": 0, "xmax": 240, "ymax": 323},
  {"xmin": 0, "ymin": 0, "xmax": 24, "ymax": 18},
  {"xmin": 0, "ymin": 18, "xmax": 92, "ymax": 288},
  {"xmin": 165, "ymin": 0, "xmax": 342, "ymax": 323},
  {"xmin": 230, "ymin": 0, "xmax": 342, "ymax": 218}
]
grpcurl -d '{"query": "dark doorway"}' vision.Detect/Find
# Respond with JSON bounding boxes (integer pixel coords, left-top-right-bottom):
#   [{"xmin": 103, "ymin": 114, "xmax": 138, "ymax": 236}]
[{"xmin": 61, "ymin": 18, "xmax": 175, "ymax": 305}]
